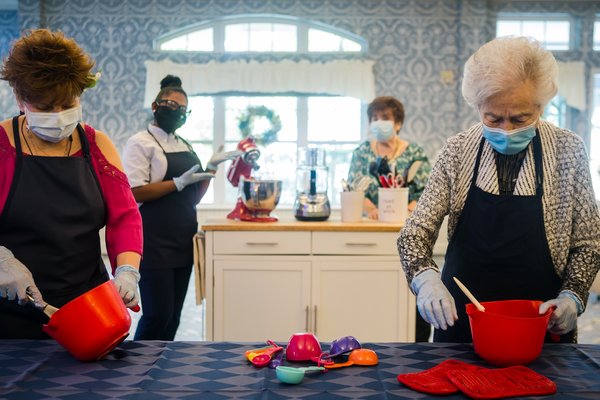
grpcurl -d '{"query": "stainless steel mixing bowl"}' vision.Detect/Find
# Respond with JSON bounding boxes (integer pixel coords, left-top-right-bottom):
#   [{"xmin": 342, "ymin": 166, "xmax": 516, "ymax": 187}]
[{"xmin": 240, "ymin": 178, "xmax": 282, "ymax": 217}]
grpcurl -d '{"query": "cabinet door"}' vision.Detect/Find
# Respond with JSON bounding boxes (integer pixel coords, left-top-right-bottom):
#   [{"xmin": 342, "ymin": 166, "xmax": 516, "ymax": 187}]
[
  {"xmin": 213, "ymin": 257, "xmax": 311, "ymax": 342},
  {"xmin": 312, "ymin": 257, "xmax": 415, "ymax": 342}
]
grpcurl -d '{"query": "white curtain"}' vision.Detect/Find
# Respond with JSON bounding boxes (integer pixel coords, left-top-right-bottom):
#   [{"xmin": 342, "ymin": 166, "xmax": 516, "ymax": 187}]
[
  {"xmin": 144, "ymin": 59, "xmax": 376, "ymax": 105},
  {"xmin": 557, "ymin": 61, "xmax": 586, "ymax": 111}
]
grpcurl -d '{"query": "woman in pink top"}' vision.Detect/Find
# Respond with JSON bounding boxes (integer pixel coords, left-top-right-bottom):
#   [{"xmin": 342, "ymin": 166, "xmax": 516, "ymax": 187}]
[{"xmin": 0, "ymin": 29, "xmax": 143, "ymax": 338}]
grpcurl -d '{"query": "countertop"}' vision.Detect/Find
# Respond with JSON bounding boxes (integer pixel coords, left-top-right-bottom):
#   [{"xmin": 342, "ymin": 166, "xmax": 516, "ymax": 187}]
[
  {"xmin": 1, "ymin": 340, "xmax": 598, "ymax": 399},
  {"xmin": 201, "ymin": 214, "xmax": 403, "ymax": 232}
]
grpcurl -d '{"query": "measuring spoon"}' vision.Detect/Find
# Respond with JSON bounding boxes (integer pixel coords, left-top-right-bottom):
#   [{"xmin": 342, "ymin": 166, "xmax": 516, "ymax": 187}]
[
  {"xmin": 245, "ymin": 340, "xmax": 283, "ymax": 367},
  {"xmin": 276, "ymin": 366, "xmax": 325, "ymax": 384}
]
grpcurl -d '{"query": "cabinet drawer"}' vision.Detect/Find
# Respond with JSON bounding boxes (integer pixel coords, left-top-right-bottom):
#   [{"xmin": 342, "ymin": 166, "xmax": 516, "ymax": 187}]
[
  {"xmin": 312, "ymin": 232, "xmax": 399, "ymax": 255},
  {"xmin": 212, "ymin": 231, "xmax": 311, "ymax": 255}
]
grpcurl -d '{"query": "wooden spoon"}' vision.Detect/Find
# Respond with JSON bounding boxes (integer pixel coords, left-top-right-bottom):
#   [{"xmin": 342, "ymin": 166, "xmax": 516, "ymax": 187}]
[
  {"xmin": 453, "ymin": 277, "xmax": 485, "ymax": 312},
  {"xmin": 26, "ymin": 293, "xmax": 59, "ymax": 318},
  {"xmin": 402, "ymin": 160, "xmax": 423, "ymax": 186}
]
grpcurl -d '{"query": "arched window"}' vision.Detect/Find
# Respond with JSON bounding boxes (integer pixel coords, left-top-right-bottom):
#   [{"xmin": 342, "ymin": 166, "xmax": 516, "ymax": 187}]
[
  {"xmin": 154, "ymin": 15, "xmax": 370, "ymax": 207},
  {"xmin": 156, "ymin": 14, "xmax": 366, "ymax": 54}
]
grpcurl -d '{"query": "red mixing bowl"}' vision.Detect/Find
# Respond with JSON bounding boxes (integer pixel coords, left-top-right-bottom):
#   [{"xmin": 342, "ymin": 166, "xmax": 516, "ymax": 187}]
[
  {"xmin": 42, "ymin": 280, "xmax": 131, "ymax": 361},
  {"xmin": 467, "ymin": 299, "xmax": 552, "ymax": 367}
]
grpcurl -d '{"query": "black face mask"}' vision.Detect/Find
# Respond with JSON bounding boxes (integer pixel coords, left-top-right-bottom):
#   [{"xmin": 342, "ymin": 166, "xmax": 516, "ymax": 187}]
[{"xmin": 154, "ymin": 106, "xmax": 187, "ymax": 133}]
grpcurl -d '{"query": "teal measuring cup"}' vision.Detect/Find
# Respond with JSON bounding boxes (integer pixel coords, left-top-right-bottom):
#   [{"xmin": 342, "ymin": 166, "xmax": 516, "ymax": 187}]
[{"xmin": 275, "ymin": 366, "xmax": 325, "ymax": 384}]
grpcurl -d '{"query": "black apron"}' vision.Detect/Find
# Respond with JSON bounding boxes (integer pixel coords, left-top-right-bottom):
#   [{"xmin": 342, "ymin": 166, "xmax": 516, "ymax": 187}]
[
  {"xmin": 139, "ymin": 133, "xmax": 201, "ymax": 270},
  {"xmin": 435, "ymin": 133, "xmax": 574, "ymax": 343},
  {"xmin": 0, "ymin": 117, "xmax": 108, "ymax": 338}
]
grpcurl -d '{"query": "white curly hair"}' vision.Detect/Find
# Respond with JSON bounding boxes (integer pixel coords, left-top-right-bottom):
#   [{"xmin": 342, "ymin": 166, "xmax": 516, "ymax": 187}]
[{"xmin": 461, "ymin": 36, "xmax": 558, "ymax": 109}]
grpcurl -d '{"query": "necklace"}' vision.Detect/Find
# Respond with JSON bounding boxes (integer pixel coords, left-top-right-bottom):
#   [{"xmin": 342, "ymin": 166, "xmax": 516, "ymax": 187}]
[{"xmin": 20, "ymin": 118, "xmax": 73, "ymax": 156}]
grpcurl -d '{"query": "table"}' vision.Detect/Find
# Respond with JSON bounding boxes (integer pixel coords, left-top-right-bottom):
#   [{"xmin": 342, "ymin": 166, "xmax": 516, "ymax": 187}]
[{"xmin": 1, "ymin": 341, "xmax": 600, "ymax": 399}]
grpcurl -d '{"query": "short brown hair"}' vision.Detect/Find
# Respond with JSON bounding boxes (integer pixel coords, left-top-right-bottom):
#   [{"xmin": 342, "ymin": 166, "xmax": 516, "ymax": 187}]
[
  {"xmin": 1, "ymin": 29, "xmax": 95, "ymax": 106},
  {"xmin": 367, "ymin": 96, "xmax": 405, "ymax": 125}
]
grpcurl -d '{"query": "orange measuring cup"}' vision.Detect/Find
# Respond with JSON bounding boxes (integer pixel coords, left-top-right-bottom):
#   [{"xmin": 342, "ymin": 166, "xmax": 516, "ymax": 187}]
[{"xmin": 324, "ymin": 348, "xmax": 378, "ymax": 369}]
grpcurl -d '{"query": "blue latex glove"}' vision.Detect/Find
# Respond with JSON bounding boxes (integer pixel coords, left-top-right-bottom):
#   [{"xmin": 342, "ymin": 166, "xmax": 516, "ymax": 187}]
[
  {"xmin": 113, "ymin": 265, "xmax": 140, "ymax": 308},
  {"xmin": 539, "ymin": 293, "xmax": 578, "ymax": 335},
  {"xmin": 206, "ymin": 145, "xmax": 243, "ymax": 170},
  {"xmin": 412, "ymin": 269, "xmax": 458, "ymax": 330},
  {"xmin": 0, "ymin": 246, "xmax": 44, "ymax": 306},
  {"xmin": 173, "ymin": 164, "xmax": 215, "ymax": 191}
]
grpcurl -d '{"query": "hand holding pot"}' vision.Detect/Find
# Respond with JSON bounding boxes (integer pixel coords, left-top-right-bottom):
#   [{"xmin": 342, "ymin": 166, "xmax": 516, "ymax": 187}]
[
  {"xmin": 113, "ymin": 265, "xmax": 140, "ymax": 308},
  {"xmin": 0, "ymin": 246, "xmax": 43, "ymax": 306},
  {"xmin": 412, "ymin": 269, "xmax": 457, "ymax": 330},
  {"xmin": 539, "ymin": 293, "xmax": 579, "ymax": 335}
]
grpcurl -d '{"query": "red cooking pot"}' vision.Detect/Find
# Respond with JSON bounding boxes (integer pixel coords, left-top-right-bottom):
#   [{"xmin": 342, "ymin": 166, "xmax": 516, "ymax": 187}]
[{"xmin": 42, "ymin": 280, "xmax": 132, "ymax": 362}]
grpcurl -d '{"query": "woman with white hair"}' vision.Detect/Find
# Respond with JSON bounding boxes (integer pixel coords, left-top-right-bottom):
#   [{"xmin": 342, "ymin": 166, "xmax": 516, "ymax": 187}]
[{"xmin": 398, "ymin": 36, "xmax": 600, "ymax": 343}]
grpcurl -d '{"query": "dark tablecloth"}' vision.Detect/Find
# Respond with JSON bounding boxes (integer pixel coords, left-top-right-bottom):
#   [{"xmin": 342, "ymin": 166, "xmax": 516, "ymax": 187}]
[{"xmin": 1, "ymin": 340, "xmax": 600, "ymax": 399}]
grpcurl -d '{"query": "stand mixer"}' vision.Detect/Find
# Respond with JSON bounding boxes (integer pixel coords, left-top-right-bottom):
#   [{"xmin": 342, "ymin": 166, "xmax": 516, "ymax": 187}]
[{"xmin": 226, "ymin": 136, "xmax": 282, "ymax": 222}]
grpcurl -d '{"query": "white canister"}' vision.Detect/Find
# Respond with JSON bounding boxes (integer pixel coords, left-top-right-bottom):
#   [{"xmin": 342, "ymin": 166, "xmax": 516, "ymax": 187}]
[
  {"xmin": 340, "ymin": 191, "xmax": 364, "ymax": 222},
  {"xmin": 378, "ymin": 187, "xmax": 408, "ymax": 223}
]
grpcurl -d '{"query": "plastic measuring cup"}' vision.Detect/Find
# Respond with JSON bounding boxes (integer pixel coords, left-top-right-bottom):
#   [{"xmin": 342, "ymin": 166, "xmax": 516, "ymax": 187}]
[
  {"xmin": 276, "ymin": 366, "xmax": 325, "ymax": 384},
  {"xmin": 324, "ymin": 348, "xmax": 379, "ymax": 369}
]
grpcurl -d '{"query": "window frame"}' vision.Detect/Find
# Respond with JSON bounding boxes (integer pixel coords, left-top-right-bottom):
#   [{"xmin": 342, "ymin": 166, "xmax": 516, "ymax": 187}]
[
  {"xmin": 594, "ymin": 18, "xmax": 600, "ymax": 51},
  {"xmin": 155, "ymin": 13, "xmax": 368, "ymax": 54},
  {"xmin": 156, "ymin": 14, "xmax": 370, "ymax": 207},
  {"xmin": 496, "ymin": 12, "xmax": 573, "ymax": 51}
]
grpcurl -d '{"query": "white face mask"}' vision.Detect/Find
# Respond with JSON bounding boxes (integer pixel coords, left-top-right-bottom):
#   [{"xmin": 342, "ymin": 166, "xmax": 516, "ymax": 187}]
[
  {"xmin": 24, "ymin": 105, "xmax": 82, "ymax": 143},
  {"xmin": 369, "ymin": 120, "xmax": 395, "ymax": 142}
]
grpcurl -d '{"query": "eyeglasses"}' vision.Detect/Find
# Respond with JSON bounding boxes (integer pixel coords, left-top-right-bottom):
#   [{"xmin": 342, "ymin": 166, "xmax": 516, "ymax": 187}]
[{"xmin": 156, "ymin": 99, "xmax": 191, "ymax": 115}]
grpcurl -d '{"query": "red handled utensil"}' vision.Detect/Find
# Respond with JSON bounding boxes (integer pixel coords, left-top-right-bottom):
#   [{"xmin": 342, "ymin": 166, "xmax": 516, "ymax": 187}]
[
  {"xmin": 245, "ymin": 340, "xmax": 283, "ymax": 368},
  {"xmin": 379, "ymin": 175, "xmax": 389, "ymax": 188}
]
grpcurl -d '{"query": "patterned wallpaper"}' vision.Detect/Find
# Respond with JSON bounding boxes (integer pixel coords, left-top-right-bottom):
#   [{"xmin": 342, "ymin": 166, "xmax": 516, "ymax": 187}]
[{"xmin": 0, "ymin": 0, "xmax": 597, "ymax": 160}]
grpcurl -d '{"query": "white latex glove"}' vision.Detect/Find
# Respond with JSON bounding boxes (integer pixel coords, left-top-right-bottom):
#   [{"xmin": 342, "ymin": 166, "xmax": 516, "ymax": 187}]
[
  {"xmin": 539, "ymin": 293, "xmax": 579, "ymax": 335},
  {"xmin": 0, "ymin": 246, "xmax": 43, "ymax": 306},
  {"xmin": 173, "ymin": 164, "xmax": 215, "ymax": 192},
  {"xmin": 113, "ymin": 265, "xmax": 140, "ymax": 308},
  {"xmin": 412, "ymin": 269, "xmax": 458, "ymax": 330},
  {"xmin": 206, "ymin": 145, "xmax": 243, "ymax": 170}
]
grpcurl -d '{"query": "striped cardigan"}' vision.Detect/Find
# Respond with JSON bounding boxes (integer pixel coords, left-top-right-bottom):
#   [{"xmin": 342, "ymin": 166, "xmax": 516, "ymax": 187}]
[{"xmin": 398, "ymin": 120, "xmax": 600, "ymax": 310}]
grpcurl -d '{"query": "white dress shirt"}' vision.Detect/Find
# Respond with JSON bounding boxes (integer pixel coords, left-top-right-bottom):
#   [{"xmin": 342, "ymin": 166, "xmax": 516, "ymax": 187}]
[{"xmin": 123, "ymin": 124, "xmax": 195, "ymax": 189}]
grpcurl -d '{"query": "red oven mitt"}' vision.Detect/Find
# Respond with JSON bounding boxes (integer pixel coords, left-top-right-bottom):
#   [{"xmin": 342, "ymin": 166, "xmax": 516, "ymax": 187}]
[
  {"xmin": 446, "ymin": 365, "xmax": 557, "ymax": 399},
  {"xmin": 397, "ymin": 359, "xmax": 486, "ymax": 395}
]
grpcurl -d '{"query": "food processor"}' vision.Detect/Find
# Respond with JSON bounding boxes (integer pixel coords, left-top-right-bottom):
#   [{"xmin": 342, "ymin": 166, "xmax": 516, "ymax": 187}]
[{"xmin": 293, "ymin": 147, "xmax": 331, "ymax": 221}]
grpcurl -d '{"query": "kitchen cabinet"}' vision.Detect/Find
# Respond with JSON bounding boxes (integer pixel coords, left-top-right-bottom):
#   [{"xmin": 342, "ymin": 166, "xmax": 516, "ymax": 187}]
[{"xmin": 202, "ymin": 217, "xmax": 415, "ymax": 342}]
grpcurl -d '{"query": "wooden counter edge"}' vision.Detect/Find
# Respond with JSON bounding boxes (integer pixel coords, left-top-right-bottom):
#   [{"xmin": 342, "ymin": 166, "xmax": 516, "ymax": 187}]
[{"xmin": 201, "ymin": 218, "xmax": 404, "ymax": 232}]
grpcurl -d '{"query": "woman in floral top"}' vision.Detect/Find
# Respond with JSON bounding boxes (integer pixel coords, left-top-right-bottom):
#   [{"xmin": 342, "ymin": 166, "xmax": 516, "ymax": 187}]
[{"xmin": 348, "ymin": 96, "xmax": 431, "ymax": 220}]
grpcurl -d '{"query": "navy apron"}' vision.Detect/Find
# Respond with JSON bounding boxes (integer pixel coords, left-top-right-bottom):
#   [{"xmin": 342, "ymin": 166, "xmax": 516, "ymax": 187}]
[
  {"xmin": 138, "ymin": 133, "xmax": 201, "ymax": 270},
  {"xmin": 0, "ymin": 117, "xmax": 108, "ymax": 338},
  {"xmin": 435, "ymin": 132, "xmax": 574, "ymax": 343},
  {"xmin": 134, "ymin": 133, "xmax": 201, "ymax": 340}
]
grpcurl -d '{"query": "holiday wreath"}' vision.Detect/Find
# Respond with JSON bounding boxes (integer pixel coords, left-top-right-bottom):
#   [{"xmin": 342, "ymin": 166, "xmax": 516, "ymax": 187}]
[{"xmin": 237, "ymin": 105, "xmax": 281, "ymax": 146}]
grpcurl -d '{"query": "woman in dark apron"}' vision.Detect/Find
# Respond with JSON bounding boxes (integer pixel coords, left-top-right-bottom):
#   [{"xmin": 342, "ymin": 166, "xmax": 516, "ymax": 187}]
[
  {"xmin": 0, "ymin": 29, "xmax": 142, "ymax": 338},
  {"xmin": 399, "ymin": 36, "xmax": 599, "ymax": 344},
  {"xmin": 123, "ymin": 75, "xmax": 238, "ymax": 340}
]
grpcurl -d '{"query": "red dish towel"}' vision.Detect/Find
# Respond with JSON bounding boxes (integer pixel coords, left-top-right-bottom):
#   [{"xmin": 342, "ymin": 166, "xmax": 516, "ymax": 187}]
[
  {"xmin": 397, "ymin": 359, "xmax": 486, "ymax": 395},
  {"xmin": 447, "ymin": 365, "xmax": 557, "ymax": 399}
]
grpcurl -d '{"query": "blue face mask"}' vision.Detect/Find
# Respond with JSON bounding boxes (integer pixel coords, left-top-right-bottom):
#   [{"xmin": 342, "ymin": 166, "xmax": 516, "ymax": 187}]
[
  {"xmin": 482, "ymin": 122, "xmax": 537, "ymax": 155},
  {"xmin": 369, "ymin": 120, "xmax": 395, "ymax": 142}
]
